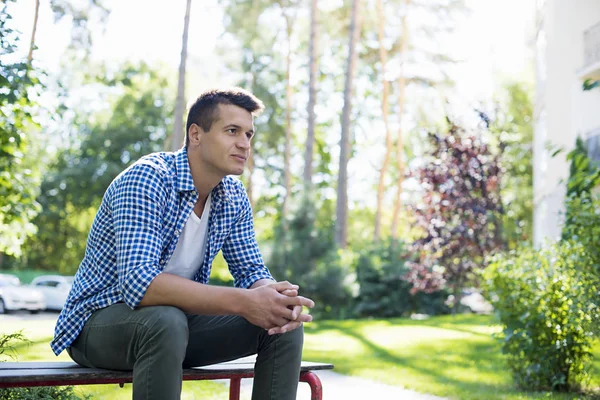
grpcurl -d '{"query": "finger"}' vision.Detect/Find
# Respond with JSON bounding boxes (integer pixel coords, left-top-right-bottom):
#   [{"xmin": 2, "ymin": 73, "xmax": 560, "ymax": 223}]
[
  {"xmin": 296, "ymin": 312, "xmax": 312, "ymax": 323},
  {"xmin": 270, "ymin": 281, "xmax": 298, "ymax": 292},
  {"xmin": 290, "ymin": 305, "xmax": 302, "ymax": 320},
  {"xmin": 280, "ymin": 289, "xmax": 298, "ymax": 297},
  {"xmin": 283, "ymin": 295, "xmax": 315, "ymax": 308},
  {"xmin": 268, "ymin": 316, "xmax": 289, "ymax": 328},
  {"xmin": 268, "ymin": 321, "xmax": 303, "ymax": 335}
]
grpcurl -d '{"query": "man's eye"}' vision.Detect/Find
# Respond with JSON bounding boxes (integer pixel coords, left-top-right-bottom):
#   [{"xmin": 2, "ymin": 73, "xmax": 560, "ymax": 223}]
[
  {"xmin": 246, "ymin": 132, "xmax": 253, "ymax": 139},
  {"xmin": 227, "ymin": 129, "xmax": 236, "ymax": 134}
]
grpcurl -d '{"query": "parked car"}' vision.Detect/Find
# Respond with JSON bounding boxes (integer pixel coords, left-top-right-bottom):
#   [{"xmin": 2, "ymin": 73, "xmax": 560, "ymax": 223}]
[
  {"xmin": 0, "ymin": 274, "xmax": 46, "ymax": 314},
  {"xmin": 30, "ymin": 275, "xmax": 74, "ymax": 311}
]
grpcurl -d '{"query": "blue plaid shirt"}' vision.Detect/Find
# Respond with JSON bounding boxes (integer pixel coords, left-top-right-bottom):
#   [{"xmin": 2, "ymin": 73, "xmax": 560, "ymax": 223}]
[{"xmin": 51, "ymin": 147, "xmax": 274, "ymax": 355}]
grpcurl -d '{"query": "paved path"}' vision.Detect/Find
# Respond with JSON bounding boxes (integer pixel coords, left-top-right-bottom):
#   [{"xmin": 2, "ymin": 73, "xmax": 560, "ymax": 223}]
[{"xmin": 218, "ymin": 370, "xmax": 447, "ymax": 400}]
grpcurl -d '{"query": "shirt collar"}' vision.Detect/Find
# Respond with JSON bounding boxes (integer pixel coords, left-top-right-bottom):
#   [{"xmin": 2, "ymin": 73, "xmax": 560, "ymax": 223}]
[
  {"xmin": 175, "ymin": 147, "xmax": 233, "ymax": 204},
  {"xmin": 174, "ymin": 147, "xmax": 196, "ymax": 193}
]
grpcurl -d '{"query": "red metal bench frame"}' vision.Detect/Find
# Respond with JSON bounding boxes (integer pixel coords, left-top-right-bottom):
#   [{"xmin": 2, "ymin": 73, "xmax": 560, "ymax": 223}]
[{"xmin": 0, "ymin": 360, "xmax": 332, "ymax": 400}]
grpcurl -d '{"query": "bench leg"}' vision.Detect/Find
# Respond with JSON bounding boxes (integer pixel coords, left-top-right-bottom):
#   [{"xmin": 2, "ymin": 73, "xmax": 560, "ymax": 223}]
[
  {"xmin": 300, "ymin": 371, "xmax": 323, "ymax": 400},
  {"xmin": 229, "ymin": 377, "xmax": 241, "ymax": 400}
]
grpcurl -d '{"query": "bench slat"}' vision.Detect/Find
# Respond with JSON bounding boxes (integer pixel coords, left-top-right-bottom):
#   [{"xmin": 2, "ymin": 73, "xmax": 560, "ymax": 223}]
[{"xmin": 0, "ymin": 360, "xmax": 334, "ymax": 387}]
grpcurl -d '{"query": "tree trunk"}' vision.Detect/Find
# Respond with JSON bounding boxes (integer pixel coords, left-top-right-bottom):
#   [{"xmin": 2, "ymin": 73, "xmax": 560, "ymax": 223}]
[
  {"xmin": 374, "ymin": 0, "xmax": 391, "ymax": 242},
  {"xmin": 27, "ymin": 0, "xmax": 41, "ymax": 65},
  {"xmin": 303, "ymin": 0, "xmax": 318, "ymax": 191},
  {"xmin": 336, "ymin": 0, "xmax": 361, "ymax": 249},
  {"xmin": 171, "ymin": 0, "xmax": 192, "ymax": 151},
  {"xmin": 391, "ymin": 0, "xmax": 409, "ymax": 238},
  {"xmin": 247, "ymin": 150, "xmax": 255, "ymax": 209},
  {"xmin": 247, "ymin": 71, "xmax": 258, "ymax": 210},
  {"xmin": 282, "ymin": 13, "xmax": 293, "ymax": 228}
]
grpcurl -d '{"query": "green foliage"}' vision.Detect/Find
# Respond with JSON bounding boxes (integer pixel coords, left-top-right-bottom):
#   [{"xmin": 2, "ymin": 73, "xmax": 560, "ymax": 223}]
[
  {"xmin": 355, "ymin": 239, "xmax": 450, "ymax": 317},
  {"xmin": 484, "ymin": 243, "xmax": 600, "ymax": 392},
  {"xmin": 561, "ymin": 137, "xmax": 600, "ymax": 273},
  {"xmin": 0, "ymin": 1, "xmax": 42, "ymax": 256},
  {"xmin": 17, "ymin": 62, "xmax": 173, "ymax": 273},
  {"xmin": 0, "ymin": 386, "xmax": 89, "ymax": 400},
  {"xmin": 583, "ymin": 79, "xmax": 600, "ymax": 91},
  {"xmin": 0, "ymin": 331, "xmax": 28, "ymax": 361},
  {"xmin": 0, "ymin": 332, "xmax": 88, "ymax": 399},
  {"xmin": 492, "ymin": 82, "xmax": 534, "ymax": 248},
  {"xmin": 269, "ymin": 199, "xmax": 355, "ymax": 319},
  {"xmin": 563, "ymin": 137, "xmax": 600, "ymax": 200}
]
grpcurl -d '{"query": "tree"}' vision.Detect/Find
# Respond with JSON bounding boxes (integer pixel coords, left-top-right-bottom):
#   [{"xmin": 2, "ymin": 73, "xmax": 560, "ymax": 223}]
[
  {"xmin": 27, "ymin": 0, "xmax": 40, "ymax": 64},
  {"xmin": 406, "ymin": 116, "xmax": 504, "ymax": 312},
  {"xmin": 373, "ymin": 0, "xmax": 392, "ymax": 241},
  {"xmin": 170, "ymin": 0, "xmax": 192, "ymax": 151},
  {"xmin": 491, "ymin": 82, "xmax": 534, "ymax": 248},
  {"xmin": 0, "ymin": 1, "xmax": 42, "ymax": 257},
  {"xmin": 336, "ymin": 0, "xmax": 362, "ymax": 249},
  {"xmin": 220, "ymin": 0, "xmax": 309, "ymax": 238},
  {"xmin": 276, "ymin": 0, "xmax": 300, "ymax": 226},
  {"xmin": 28, "ymin": 0, "xmax": 110, "ymax": 63},
  {"xmin": 303, "ymin": 0, "xmax": 319, "ymax": 190},
  {"xmin": 363, "ymin": 0, "xmax": 464, "ymax": 240},
  {"xmin": 20, "ymin": 63, "xmax": 174, "ymax": 273},
  {"xmin": 390, "ymin": 0, "xmax": 410, "ymax": 239}
]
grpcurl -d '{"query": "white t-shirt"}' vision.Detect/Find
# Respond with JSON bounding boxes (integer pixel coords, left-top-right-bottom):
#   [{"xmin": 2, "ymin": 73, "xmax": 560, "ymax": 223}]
[{"xmin": 163, "ymin": 193, "xmax": 212, "ymax": 279}]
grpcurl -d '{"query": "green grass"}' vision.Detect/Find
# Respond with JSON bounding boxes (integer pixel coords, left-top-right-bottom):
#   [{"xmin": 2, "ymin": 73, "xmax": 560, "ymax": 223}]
[
  {"xmin": 303, "ymin": 314, "xmax": 600, "ymax": 400},
  {"xmin": 2, "ymin": 315, "xmax": 599, "ymax": 400},
  {"xmin": 0, "ymin": 318, "xmax": 228, "ymax": 399}
]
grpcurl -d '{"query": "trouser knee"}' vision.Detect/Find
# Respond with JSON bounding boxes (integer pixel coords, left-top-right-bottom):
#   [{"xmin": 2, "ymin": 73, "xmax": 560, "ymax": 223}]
[
  {"xmin": 260, "ymin": 324, "xmax": 304, "ymax": 355},
  {"xmin": 284, "ymin": 324, "xmax": 304, "ymax": 349},
  {"xmin": 137, "ymin": 306, "xmax": 189, "ymax": 362}
]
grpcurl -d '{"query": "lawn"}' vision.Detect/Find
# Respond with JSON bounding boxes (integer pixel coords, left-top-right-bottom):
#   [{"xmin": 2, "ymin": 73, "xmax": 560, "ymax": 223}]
[
  {"xmin": 1, "ymin": 314, "xmax": 599, "ymax": 399},
  {"xmin": 302, "ymin": 314, "xmax": 600, "ymax": 400}
]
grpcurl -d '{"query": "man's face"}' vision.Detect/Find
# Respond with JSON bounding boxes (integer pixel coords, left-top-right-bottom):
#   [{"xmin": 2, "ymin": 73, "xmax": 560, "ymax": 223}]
[{"xmin": 190, "ymin": 103, "xmax": 254, "ymax": 176}]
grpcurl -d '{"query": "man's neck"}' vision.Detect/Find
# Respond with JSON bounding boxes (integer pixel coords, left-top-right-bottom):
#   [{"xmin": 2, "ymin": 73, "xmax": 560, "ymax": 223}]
[{"xmin": 187, "ymin": 150, "xmax": 224, "ymax": 202}]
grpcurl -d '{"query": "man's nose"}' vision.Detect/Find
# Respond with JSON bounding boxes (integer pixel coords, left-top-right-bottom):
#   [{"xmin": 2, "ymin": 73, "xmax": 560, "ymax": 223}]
[{"xmin": 237, "ymin": 137, "xmax": 250, "ymax": 149}]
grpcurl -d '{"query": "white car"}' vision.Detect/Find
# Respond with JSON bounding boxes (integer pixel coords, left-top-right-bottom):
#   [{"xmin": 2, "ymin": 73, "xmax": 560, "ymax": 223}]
[
  {"xmin": 30, "ymin": 275, "xmax": 74, "ymax": 311},
  {"xmin": 0, "ymin": 274, "xmax": 46, "ymax": 314}
]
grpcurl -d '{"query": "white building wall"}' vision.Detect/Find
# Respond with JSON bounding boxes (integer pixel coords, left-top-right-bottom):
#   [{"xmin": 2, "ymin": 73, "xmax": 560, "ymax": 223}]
[{"xmin": 534, "ymin": 0, "xmax": 600, "ymax": 246}]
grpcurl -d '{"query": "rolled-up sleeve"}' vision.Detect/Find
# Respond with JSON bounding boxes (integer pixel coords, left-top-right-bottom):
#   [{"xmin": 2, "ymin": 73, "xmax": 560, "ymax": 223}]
[
  {"xmin": 221, "ymin": 185, "xmax": 274, "ymax": 288},
  {"xmin": 111, "ymin": 164, "xmax": 165, "ymax": 308}
]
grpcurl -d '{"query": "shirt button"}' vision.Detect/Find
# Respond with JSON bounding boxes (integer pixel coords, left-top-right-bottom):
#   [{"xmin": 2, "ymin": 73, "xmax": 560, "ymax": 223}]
[
  {"xmin": 188, "ymin": 201, "xmax": 194, "ymax": 206},
  {"xmin": 175, "ymin": 229, "xmax": 181, "ymax": 236}
]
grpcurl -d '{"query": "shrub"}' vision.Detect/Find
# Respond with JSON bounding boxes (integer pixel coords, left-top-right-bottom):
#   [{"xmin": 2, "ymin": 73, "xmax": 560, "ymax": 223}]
[
  {"xmin": 483, "ymin": 242, "xmax": 600, "ymax": 392},
  {"xmin": 407, "ymin": 117, "xmax": 504, "ymax": 312},
  {"xmin": 0, "ymin": 386, "xmax": 88, "ymax": 400},
  {"xmin": 0, "ymin": 332, "xmax": 89, "ymax": 400},
  {"xmin": 355, "ymin": 239, "xmax": 449, "ymax": 318}
]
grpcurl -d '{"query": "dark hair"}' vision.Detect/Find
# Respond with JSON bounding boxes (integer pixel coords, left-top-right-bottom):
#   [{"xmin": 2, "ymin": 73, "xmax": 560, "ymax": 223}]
[{"xmin": 185, "ymin": 88, "xmax": 265, "ymax": 146}]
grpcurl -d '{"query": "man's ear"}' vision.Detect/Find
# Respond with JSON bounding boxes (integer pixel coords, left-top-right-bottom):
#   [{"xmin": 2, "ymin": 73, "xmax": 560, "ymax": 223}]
[{"xmin": 188, "ymin": 123, "xmax": 202, "ymax": 146}]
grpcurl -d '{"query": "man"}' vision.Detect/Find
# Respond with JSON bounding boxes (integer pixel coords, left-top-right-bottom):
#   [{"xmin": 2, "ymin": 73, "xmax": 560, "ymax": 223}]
[{"xmin": 51, "ymin": 88, "xmax": 314, "ymax": 400}]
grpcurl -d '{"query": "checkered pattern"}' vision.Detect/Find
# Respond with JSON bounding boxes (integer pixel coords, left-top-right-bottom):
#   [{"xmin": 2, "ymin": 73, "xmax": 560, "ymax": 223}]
[{"xmin": 51, "ymin": 147, "xmax": 273, "ymax": 356}]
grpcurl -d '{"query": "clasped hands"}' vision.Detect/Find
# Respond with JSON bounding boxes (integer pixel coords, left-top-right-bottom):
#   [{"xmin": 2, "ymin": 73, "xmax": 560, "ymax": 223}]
[{"xmin": 246, "ymin": 281, "xmax": 315, "ymax": 336}]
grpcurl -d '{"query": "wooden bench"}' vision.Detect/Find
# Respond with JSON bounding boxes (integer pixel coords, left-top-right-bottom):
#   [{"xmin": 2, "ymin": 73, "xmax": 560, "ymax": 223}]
[{"xmin": 0, "ymin": 358, "xmax": 334, "ymax": 400}]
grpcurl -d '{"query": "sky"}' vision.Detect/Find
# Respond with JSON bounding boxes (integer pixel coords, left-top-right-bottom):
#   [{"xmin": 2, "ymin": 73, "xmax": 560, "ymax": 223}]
[
  {"xmin": 10, "ymin": 0, "xmax": 536, "ymax": 101},
  {"xmin": 8, "ymin": 0, "xmax": 536, "ymax": 207}
]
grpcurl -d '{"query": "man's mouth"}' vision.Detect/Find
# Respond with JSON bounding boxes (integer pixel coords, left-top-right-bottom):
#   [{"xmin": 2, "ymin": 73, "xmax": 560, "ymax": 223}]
[{"xmin": 232, "ymin": 154, "xmax": 247, "ymax": 161}]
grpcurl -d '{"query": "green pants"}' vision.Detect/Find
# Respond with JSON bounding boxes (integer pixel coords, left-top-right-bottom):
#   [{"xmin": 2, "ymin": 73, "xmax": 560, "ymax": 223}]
[{"xmin": 67, "ymin": 303, "xmax": 304, "ymax": 400}]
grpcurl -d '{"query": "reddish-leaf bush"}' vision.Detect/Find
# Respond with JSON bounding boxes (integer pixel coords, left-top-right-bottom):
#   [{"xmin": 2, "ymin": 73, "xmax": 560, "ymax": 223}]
[{"xmin": 407, "ymin": 117, "xmax": 504, "ymax": 307}]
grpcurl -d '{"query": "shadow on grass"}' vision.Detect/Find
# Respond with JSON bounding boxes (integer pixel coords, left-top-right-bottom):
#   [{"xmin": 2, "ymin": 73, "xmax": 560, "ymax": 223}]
[
  {"xmin": 305, "ymin": 315, "xmax": 599, "ymax": 400},
  {"xmin": 306, "ymin": 314, "xmax": 497, "ymax": 339},
  {"xmin": 332, "ymin": 324, "xmax": 509, "ymax": 397}
]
